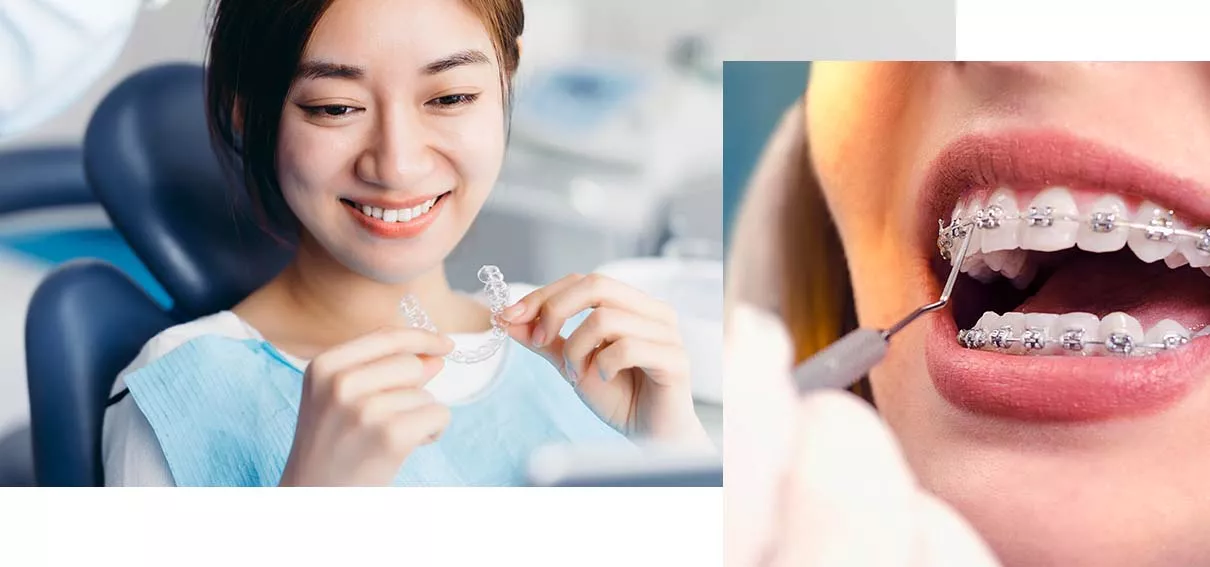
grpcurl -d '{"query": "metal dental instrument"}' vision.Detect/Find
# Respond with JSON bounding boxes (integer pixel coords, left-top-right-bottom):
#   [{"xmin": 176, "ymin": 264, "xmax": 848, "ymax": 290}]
[{"xmin": 792, "ymin": 224, "xmax": 974, "ymax": 393}]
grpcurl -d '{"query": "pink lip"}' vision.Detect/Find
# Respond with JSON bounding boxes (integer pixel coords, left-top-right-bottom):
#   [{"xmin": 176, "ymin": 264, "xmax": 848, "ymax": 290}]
[
  {"xmin": 345, "ymin": 191, "xmax": 450, "ymax": 210},
  {"xmin": 918, "ymin": 130, "xmax": 1210, "ymax": 421}
]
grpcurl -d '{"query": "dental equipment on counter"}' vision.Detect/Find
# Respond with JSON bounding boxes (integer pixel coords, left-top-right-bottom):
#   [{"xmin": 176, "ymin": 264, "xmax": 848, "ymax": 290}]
[{"xmin": 792, "ymin": 225, "xmax": 974, "ymax": 393}]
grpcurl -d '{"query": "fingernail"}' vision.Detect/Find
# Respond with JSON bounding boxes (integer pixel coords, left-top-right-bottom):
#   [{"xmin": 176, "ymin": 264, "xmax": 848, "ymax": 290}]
[
  {"xmin": 532, "ymin": 327, "xmax": 547, "ymax": 347},
  {"xmin": 502, "ymin": 302, "xmax": 525, "ymax": 321}
]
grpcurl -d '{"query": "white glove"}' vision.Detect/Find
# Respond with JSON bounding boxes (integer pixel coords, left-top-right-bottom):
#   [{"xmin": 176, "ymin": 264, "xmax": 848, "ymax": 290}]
[{"xmin": 725, "ymin": 303, "xmax": 1002, "ymax": 567}]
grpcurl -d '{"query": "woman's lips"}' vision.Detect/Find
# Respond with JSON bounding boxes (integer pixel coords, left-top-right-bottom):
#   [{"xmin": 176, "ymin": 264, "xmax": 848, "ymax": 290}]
[
  {"xmin": 918, "ymin": 130, "xmax": 1210, "ymax": 421},
  {"xmin": 925, "ymin": 313, "xmax": 1206, "ymax": 421},
  {"xmin": 344, "ymin": 193, "xmax": 447, "ymax": 239}
]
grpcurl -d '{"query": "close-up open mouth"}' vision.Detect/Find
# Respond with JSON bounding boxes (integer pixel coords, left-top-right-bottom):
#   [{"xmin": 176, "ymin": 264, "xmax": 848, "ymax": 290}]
[{"xmin": 921, "ymin": 131, "xmax": 1210, "ymax": 421}]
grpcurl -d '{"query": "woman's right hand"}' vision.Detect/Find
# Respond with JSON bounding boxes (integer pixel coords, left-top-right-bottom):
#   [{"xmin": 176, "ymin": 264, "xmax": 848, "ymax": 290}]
[{"xmin": 278, "ymin": 326, "xmax": 456, "ymax": 486}]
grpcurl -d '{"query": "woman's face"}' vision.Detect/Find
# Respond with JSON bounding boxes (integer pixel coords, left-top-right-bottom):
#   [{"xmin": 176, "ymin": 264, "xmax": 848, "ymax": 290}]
[
  {"xmin": 276, "ymin": 0, "xmax": 506, "ymax": 283},
  {"xmin": 807, "ymin": 63, "xmax": 1210, "ymax": 565}
]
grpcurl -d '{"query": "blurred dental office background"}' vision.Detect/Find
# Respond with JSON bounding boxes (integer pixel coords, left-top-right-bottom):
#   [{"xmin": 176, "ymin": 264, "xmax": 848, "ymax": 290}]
[{"xmin": 0, "ymin": 0, "xmax": 727, "ymax": 486}]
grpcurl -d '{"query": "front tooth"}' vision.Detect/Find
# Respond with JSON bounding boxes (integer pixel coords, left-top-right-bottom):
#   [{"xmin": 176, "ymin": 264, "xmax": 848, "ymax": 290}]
[
  {"xmin": 401, "ymin": 208, "xmax": 414, "ymax": 222},
  {"xmin": 1019, "ymin": 187, "xmax": 1078, "ymax": 252},
  {"xmin": 1010, "ymin": 261, "xmax": 1038, "ymax": 290},
  {"xmin": 1178, "ymin": 227, "xmax": 1210, "ymax": 268},
  {"xmin": 1164, "ymin": 251, "xmax": 1189, "ymax": 269},
  {"xmin": 980, "ymin": 188, "xmax": 1021, "ymax": 253},
  {"xmin": 1023, "ymin": 313, "xmax": 1059, "ymax": 354},
  {"xmin": 1127, "ymin": 201, "xmax": 1177, "ymax": 263},
  {"xmin": 973, "ymin": 311, "xmax": 1001, "ymax": 351},
  {"xmin": 383, "ymin": 209, "xmax": 399, "ymax": 222},
  {"xmin": 958, "ymin": 195, "xmax": 985, "ymax": 270},
  {"xmin": 371, "ymin": 207, "xmax": 384, "ymax": 219},
  {"xmin": 982, "ymin": 249, "xmax": 1009, "ymax": 272},
  {"xmin": 1051, "ymin": 312, "xmax": 1100, "ymax": 355},
  {"xmin": 361, "ymin": 204, "xmax": 373, "ymax": 216},
  {"xmin": 1145, "ymin": 319, "xmax": 1190, "ymax": 351},
  {"xmin": 1000, "ymin": 312, "xmax": 1026, "ymax": 353},
  {"xmin": 971, "ymin": 311, "xmax": 1001, "ymax": 350},
  {"xmin": 1098, "ymin": 311, "xmax": 1145, "ymax": 355},
  {"xmin": 1076, "ymin": 195, "xmax": 1129, "ymax": 253},
  {"xmin": 997, "ymin": 249, "xmax": 1028, "ymax": 279},
  {"xmin": 967, "ymin": 257, "xmax": 998, "ymax": 283}
]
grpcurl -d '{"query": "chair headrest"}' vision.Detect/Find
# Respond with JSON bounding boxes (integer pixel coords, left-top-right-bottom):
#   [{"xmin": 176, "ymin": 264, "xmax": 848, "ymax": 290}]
[{"xmin": 83, "ymin": 63, "xmax": 293, "ymax": 319}]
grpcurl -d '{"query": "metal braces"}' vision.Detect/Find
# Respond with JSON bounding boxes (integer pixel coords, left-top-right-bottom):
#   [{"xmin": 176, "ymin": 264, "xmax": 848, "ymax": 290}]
[
  {"xmin": 400, "ymin": 265, "xmax": 510, "ymax": 364},
  {"xmin": 937, "ymin": 205, "xmax": 1210, "ymax": 260},
  {"xmin": 957, "ymin": 326, "xmax": 1191, "ymax": 356}
]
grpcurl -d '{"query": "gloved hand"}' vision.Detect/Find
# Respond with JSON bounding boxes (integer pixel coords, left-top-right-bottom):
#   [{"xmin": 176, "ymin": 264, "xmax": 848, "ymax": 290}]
[{"xmin": 725, "ymin": 304, "xmax": 1001, "ymax": 567}]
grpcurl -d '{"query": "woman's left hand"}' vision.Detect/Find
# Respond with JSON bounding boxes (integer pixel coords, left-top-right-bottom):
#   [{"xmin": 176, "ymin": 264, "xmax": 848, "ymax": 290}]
[{"xmin": 502, "ymin": 273, "xmax": 710, "ymax": 447}]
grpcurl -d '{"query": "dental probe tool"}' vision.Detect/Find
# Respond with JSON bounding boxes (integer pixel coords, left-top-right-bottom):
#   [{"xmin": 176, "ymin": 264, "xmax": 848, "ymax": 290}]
[{"xmin": 792, "ymin": 224, "xmax": 974, "ymax": 393}]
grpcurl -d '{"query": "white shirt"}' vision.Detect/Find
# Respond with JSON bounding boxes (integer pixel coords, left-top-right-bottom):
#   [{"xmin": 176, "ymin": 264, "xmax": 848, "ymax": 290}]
[{"xmin": 100, "ymin": 287, "xmax": 531, "ymax": 487}]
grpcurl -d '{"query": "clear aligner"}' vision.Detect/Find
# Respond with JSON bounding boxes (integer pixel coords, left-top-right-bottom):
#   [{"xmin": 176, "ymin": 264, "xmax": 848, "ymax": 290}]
[
  {"xmin": 957, "ymin": 326, "xmax": 1192, "ymax": 357},
  {"xmin": 399, "ymin": 265, "xmax": 511, "ymax": 364}
]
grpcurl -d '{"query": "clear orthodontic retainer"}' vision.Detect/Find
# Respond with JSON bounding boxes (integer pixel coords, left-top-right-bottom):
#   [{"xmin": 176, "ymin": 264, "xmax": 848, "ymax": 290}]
[
  {"xmin": 399, "ymin": 265, "xmax": 510, "ymax": 364},
  {"xmin": 937, "ymin": 205, "xmax": 1207, "ymax": 357}
]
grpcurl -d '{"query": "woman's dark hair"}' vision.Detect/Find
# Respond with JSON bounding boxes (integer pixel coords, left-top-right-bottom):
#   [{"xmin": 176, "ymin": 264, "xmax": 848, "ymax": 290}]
[{"xmin": 204, "ymin": 0, "xmax": 524, "ymax": 236}]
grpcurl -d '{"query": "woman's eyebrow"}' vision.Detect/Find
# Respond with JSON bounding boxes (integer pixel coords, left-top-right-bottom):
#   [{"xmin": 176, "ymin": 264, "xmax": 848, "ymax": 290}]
[
  {"xmin": 296, "ymin": 60, "xmax": 365, "ymax": 81},
  {"xmin": 422, "ymin": 49, "xmax": 491, "ymax": 75}
]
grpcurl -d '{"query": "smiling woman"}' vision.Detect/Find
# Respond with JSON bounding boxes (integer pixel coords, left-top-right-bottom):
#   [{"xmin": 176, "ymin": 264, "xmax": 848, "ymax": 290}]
[{"xmin": 100, "ymin": 0, "xmax": 711, "ymax": 488}]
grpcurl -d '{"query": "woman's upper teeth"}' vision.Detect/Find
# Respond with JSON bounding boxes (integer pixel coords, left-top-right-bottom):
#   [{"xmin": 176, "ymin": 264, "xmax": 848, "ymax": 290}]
[
  {"xmin": 357, "ymin": 197, "xmax": 437, "ymax": 222},
  {"xmin": 940, "ymin": 185, "xmax": 1210, "ymax": 279}
]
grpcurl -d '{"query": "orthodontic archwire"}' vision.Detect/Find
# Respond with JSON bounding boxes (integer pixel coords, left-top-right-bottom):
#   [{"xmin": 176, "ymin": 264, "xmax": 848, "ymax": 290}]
[
  {"xmin": 791, "ymin": 223, "xmax": 977, "ymax": 393},
  {"xmin": 936, "ymin": 205, "xmax": 1210, "ymax": 261},
  {"xmin": 940, "ymin": 204, "xmax": 1205, "ymax": 356},
  {"xmin": 400, "ymin": 265, "xmax": 511, "ymax": 364}
]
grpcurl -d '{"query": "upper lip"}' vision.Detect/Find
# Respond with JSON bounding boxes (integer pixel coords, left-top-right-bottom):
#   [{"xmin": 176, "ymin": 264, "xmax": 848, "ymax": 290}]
[
  {"xmin": 916, "ymin": 129, "xmax": 1210, "ymax": 259},
  {"xmin": 343, "ymin": 191, "xmax": 449, "ymax": 210}
]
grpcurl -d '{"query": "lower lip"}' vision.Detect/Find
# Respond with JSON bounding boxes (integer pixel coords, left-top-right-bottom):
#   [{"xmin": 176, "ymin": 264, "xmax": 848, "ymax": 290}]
[
  {"xmin": 924, "ymin": 313, "xmax": 1209, "ymax": 422},
  {"xmin": 345, "ymin": 195, "xmax": 447, "ymax": 239}
]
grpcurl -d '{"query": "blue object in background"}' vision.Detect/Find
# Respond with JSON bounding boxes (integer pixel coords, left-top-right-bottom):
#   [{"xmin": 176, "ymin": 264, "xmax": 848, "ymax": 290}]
[
  {"xmin": 0, "ymin": 228, "xmax": 172, "ymax": 309},
  {"xmin": 722, "ymin": 62, "xmax": 810, "ymax": 255}
]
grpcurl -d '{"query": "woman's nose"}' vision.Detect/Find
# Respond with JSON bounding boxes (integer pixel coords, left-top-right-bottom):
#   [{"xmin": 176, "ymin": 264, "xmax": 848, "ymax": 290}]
[{"xmin": 355, "ymin": 110, "xmax": 437, "ymax": 189}]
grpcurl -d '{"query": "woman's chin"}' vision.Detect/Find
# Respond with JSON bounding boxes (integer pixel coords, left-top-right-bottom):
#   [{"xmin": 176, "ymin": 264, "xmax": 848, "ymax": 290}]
[{"xmin": 878, "ymin": 328, "xmax": 1210, "ymax": 566}]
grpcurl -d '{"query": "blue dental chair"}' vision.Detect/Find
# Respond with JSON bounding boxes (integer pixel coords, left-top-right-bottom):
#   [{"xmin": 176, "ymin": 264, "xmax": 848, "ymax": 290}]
[{"xmin": 24, "ymin": 63, "xmax": 294, "ymax": 486}]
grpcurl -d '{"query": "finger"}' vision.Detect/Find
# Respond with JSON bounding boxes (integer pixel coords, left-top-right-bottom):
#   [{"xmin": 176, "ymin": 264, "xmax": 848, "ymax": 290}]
[
  {"xmin": 590, "ymin": 337, "xmax": 689, "ymax": 388},
  {"xmin": 353, "ymin": 388, "xmax": 438, "ymax": 426},
  {"xmin": 531, "ymin": 274, "xmax": 677, "ymax": 349},
  {"xmin": 772, "ymin": 391, "xmax": 916, "ymax": 567},
  {"xmin": 383, "ymin": 403, "xmax": 453, "ymax": 451},
  {"xmin": 563, "ymin": 308, "xmax": 680, "ymax": 383},
  {"xmin": 499, "ymin": 273, "xmax": 586, "ymax": 324},
  {"xmin": 724, "ymin": 304, "xmax": 798, "ymax": 567},
  {"xmin": 309, "ymin": 326, "xmax": 454, "ymax": 380},
  {"xmin": 330, "ymin": 352, "xmax": 445, "ymax": 402}
]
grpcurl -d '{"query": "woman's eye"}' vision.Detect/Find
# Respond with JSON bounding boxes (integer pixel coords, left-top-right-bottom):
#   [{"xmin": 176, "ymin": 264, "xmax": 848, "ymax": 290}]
[
  {"xmin": 428, "ymin": 93, "xmax": 479, "ymax": 108},
  {"xmin": 300, "ymin": 104, "xmax": 359, "ymax": 118}
]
